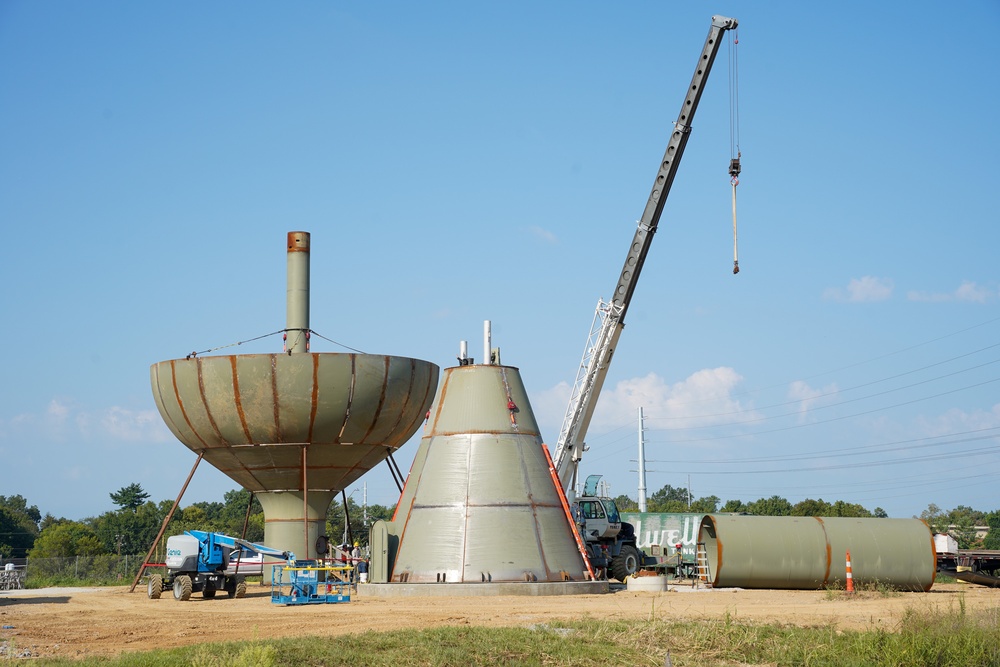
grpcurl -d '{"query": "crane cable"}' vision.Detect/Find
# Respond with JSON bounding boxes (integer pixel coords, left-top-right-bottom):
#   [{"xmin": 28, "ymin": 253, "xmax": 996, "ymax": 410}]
[{"xmin": 728, "ymin": 27, "xmax": 741, "ymax": 275}]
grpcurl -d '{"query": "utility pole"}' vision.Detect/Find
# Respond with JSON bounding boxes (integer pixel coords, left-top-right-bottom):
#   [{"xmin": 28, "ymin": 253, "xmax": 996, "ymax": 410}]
[{"xmin": 637, "ymin": 407, "xmax": 648, "ymax": 512}]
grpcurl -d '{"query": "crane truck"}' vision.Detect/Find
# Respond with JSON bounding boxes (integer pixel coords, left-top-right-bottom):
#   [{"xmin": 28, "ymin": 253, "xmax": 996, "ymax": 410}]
[
  {"xmin": 554, "ymin": 15, "xmax": 739, "ymax": 582},
  {"xmin": 148, "ymin": 530, "xmax": 292, "ymax": 601}
]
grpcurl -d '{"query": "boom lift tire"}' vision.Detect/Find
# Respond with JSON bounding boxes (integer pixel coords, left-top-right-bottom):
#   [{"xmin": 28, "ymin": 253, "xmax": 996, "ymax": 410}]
[
  {"xmin": 147, "ymin": 574, "xmax": 163, "ymax": 600},
  {"xmin": 225, "ymin": 575, "xmax": 247, "ymax": 598},
  {"xmin": 610, "ymin": 544, "xmax": 642, "ymax": 582},
  {"xmin": 202, "ymin": 581, "xmax": 217, "ymax": 599},
  {"xmin": 173, "ymin": 575, "xmax": 193, "ymax": 601}
]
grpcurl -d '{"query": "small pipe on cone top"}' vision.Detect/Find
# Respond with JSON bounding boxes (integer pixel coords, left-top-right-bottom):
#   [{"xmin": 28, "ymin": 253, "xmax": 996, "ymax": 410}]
[
  {"xmin": 483, "ymin": 320, "xmax": 491, "ymax": 366},
  {"xmin": 286, "ymin": 232, "xmax": 310, "ymax": 354}
]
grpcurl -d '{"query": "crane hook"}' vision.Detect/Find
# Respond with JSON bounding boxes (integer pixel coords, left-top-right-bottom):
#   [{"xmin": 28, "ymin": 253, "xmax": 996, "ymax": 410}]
[{"xmin": 729, "ymin": 153, "xmax": 741, "ymax": 275}]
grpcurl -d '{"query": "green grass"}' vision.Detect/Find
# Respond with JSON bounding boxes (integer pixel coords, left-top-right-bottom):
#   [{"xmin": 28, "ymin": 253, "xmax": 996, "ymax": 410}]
[
  {"xmin": 823, "ymin": 579, "xmax": 904, "ymax": 600},
  {"xmin": 13, "ymin": 605, "xmax": 1000, "ymax": 667}
]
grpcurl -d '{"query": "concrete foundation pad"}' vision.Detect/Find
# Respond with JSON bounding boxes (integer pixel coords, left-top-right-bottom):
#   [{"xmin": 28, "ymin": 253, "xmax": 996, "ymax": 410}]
[
  {"xmin": 358, "ymin": 580, "xmax": 609, "ymax": 597},
  {"xmin": 626, "ymin": 575, "xmax": 669, "ymax": 592}
]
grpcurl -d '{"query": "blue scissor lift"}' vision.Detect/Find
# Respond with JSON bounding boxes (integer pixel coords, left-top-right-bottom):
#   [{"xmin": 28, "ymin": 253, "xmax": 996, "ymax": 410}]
[{"xmin": 271, "ymin": 560, "xmax": 353, "ymax": 605}]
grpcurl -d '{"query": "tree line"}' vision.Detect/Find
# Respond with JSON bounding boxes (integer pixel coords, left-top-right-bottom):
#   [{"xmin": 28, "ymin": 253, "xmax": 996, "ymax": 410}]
[
  {"xmin": 2, "ymin": 483, "xmax": 997, "ymax": 560},
  {"xmin": 611, "ymin": 484, "xmax": 999, "ymax": 550},
  {"xmin": 612, "ymin": 484, "xmax": 888, "ymax": 518},
  {"xmin": 0, "ymin": 484, "xmax": 394, "ymax": 561}
]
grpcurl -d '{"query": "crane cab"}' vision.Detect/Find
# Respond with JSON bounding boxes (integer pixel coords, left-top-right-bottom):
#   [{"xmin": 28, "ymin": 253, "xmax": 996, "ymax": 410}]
[
  {"xmin": 576, "ymin": 475, "xmax": 622, "ymax": 541},
  {"xmin": 578, "ymin": 497, "xmax": 622, "ymax": 540}
]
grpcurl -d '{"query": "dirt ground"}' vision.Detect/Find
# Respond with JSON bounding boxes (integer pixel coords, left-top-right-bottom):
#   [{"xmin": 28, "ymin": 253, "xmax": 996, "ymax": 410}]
[{"xmin": 1, "ymin": 581, "xmax": 997, "ymax": 661}]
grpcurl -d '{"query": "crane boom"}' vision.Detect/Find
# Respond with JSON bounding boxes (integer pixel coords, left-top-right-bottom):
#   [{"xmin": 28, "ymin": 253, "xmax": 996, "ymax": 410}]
[{"xmin": 553, "ymin": 15, "xmax": 738, "ymax": 494}]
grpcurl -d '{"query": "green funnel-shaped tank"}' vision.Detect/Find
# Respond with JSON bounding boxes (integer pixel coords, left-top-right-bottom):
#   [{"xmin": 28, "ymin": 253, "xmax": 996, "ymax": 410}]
[{"xmin": 150, "ymin": 232, "xmax": 439, "ymax": 558}]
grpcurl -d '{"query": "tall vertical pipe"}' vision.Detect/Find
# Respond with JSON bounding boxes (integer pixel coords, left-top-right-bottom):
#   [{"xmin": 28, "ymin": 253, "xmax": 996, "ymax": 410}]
[{"xmin": 286, "ymin": 231, "xmax": 310, "ymax": 354}]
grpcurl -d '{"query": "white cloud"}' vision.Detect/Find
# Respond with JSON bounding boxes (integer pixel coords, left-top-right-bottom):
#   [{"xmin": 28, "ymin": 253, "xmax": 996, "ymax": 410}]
[
  {"xmin": 907, "ymin": 280, "xmax": 994, "ymax": 303},
  {"xmin": 824, "ymin": 276, "xmax": 894, "ymax": 302},
  {"xmin": 535, "ymin": 368, "xmax": 757, "ymax": 435},
  {"xmin": 47, "ymin": 398, "xmax": 70, "ymax": 422},
  {"xmin": 787, "ymin": 380, "xmax": 839, "ymax": 421},
  {"xmin": 101, "ymin": 406, "xmax": 173, "ymax": 443},
  {"xmin": 528, "ymin": 225, "xmax": 558, "ymax": 244},
  {"xmin": 0, "ymin": 399, "xmax": 172, "ymax": 444},
  {"xmin": 915, "ymin": 402, "xmax": 1000, "ymax": 436}
]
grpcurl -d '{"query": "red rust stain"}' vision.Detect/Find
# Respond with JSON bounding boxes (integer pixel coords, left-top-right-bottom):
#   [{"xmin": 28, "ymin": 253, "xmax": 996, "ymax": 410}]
[
  {"xmin": 399, "ymin": 363, "xmax": 437, "ymax": 443},
  {"xmin": 229, "ymin": 356, "xmax": 253, "ymax": 442},
  {"xmin": 713, "ymin": 518, "xmax": 722, "ymax": 587},
  {"xmin": 383, "ymin": 358, "xmax": 415, "ymax": 443},
  {"xmin": 286, "ymin": 231, "xmax": 309, "ymax": 252},
  {"xmin": 308, "ymin": 354, "xmax": 320, "ymax": 442},
  {"xmin": 270, "ymin": 355, "xmax": 280, "ymax": 439},
  {"xmin": 336, "ymin": 355, "xmax": 357, "ymax": 442},
  {"xmin": 359, "ymin": 356, "xmax": 390, "ymax": 442},
  {"xmin": 430, "ymin": 369, "xmax": 451, "ymax": 434},
  {"xmin": 169, "ymin": 360, "xmax": 209, "ymax": 448},
  {"xmin": 392, "ymin": 361, "xmax": 421, "ymax": 443},
  {"xmin": 926, "ymin": 526, "xmax": 937, "ymax": 590},
  {"xmin": 195, "ymin": 357, "xmax": 224, "ymax": 446},
  {"xmin": 814, "ymin": 516, "xmax": 832, "ymax": 586}
]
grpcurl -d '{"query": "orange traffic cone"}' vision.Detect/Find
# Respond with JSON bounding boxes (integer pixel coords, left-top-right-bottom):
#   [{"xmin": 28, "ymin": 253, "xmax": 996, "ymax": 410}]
[{"xmin": 845, "ymin": 549, "xmax": 855, "ymax": 594}]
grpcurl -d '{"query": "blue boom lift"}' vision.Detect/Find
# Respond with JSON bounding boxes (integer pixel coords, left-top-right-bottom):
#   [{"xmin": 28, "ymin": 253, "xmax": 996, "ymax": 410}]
[{"xmin": 148, "ymin": 530, "xmax": 291, "ymax": 601}]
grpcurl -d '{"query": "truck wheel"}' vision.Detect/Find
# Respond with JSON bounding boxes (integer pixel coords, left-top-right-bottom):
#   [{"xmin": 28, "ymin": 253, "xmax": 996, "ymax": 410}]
[
  {"xmin": 147, "ymin": 574, "xmax": 163, "ymax": 599},
  {"xmin": 203, "ymin": 582, "xmax": 217, "ymax": 599},
  {"xmin": 173, "ymin": 575, "xmax": 193, "ymax": 601},
  {"xmin": 610, "ymin": 544, "xmax": 641, "ymax": 583},
  {"xmin": 235, "ymin": 579, "xmax": 247, "ymax": 598}
]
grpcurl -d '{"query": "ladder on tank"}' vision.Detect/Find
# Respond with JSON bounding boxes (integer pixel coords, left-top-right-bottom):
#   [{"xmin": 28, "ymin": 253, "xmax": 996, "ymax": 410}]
[{"xmin": 695, "ymin": 542, "xmax": 713, "ymax": 588}]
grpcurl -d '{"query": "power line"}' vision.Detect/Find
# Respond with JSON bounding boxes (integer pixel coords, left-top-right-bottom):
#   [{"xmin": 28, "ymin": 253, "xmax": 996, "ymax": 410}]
[
  {"xmin": 660, "ymin": 427, "xmax": 1000, "ymax": 465},
  {"xmin": 642, "ymin": 377, "xmax": 999, "ymax": 444},
  {"xmin": 643, "ymin": 344, "xmax": 1000, "ymax": 425}
]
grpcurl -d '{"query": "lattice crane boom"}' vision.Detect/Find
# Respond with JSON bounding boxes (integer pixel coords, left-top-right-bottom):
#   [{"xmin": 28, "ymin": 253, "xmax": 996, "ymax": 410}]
[{"xmin": 553, "ymin": 15, "xmax": 739, "ymax": 494}]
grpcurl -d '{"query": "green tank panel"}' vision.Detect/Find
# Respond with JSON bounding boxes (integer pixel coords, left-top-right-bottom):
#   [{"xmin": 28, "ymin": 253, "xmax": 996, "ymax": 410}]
[{"xmin": 698, "ymin": 514, "xmax": 936, "ymax": 591}]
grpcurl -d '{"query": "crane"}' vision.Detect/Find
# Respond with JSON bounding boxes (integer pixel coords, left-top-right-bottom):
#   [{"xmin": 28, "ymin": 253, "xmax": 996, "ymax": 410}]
[{"xmin": 553, "ymin": 15, "xmax": 739, "ymax": 497}]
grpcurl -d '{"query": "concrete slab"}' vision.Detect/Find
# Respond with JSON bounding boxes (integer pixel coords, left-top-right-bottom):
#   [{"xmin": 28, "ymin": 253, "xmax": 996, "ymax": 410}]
[{"xmin": 358, "ymin": 580, "xmax": 608, "ymax": 597}]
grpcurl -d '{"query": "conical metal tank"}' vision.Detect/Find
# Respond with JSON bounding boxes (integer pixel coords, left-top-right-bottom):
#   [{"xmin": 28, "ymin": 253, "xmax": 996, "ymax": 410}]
[
  {"xmin": 379, "ymin": 354, "xmax": 597, "ymax": 587},
  {"xmin": 150, "ymin": 232, "xmax": 439, "ymax": 558}
]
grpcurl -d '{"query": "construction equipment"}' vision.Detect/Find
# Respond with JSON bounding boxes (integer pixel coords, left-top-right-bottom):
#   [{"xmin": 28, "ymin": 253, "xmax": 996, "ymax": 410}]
[
  {"xmin": 271, "ymin": 560, "xmax": 354, "ymax": 605},
  {"xmin": 552, "ymin": 15, "xmax": 739, "ymax": 581},
  {"xmin": 147, "ymin": 530, "xmax": 292, "ymax": 601},
  {"xmin": 572, "ymin": 475, "xmax": 643, "ymax": 581}
]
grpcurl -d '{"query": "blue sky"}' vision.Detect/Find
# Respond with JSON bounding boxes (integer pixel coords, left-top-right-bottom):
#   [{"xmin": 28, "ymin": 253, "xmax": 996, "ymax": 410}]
[{"xmin": 1, "ymin": 2, "xmax": 997, "ymax": 522}]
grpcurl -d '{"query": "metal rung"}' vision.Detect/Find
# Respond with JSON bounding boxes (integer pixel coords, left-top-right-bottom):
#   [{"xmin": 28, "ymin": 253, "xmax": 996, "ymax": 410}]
[{"xmin": 695, "ymin": 542, "xmax": 713, "ymax": 588}]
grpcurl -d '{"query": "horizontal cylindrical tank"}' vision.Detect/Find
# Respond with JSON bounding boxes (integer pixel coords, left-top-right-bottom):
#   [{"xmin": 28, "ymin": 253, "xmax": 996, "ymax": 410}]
[{"xmin": 698, "ymin": 514, "xmax": 936, "ymax": 592}]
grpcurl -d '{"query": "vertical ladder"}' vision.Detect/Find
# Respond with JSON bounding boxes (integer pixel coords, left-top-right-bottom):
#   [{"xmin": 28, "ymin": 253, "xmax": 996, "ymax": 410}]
[{"xmin": 696, "ymin": 542, "xmax": 713, "ymax": 588}]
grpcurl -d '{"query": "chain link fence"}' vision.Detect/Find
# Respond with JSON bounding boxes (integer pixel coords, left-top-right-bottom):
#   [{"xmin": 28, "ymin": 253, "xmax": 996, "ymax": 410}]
[{"xmin": 18, "ymin": 554, "xmax": 147, "ymax": 586}]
